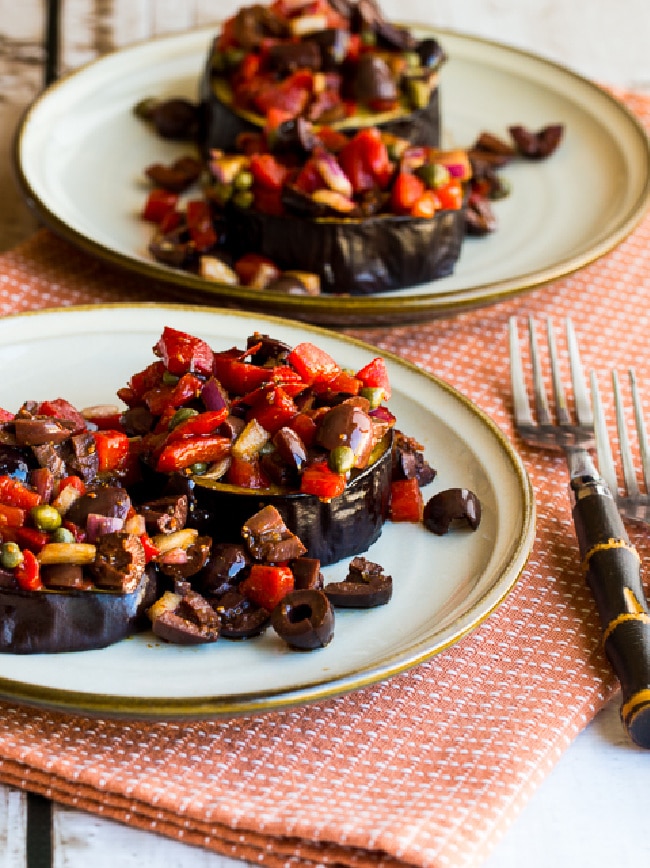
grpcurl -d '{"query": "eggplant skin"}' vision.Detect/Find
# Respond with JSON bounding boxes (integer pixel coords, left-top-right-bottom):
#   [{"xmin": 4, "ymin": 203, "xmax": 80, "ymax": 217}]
[
  {"xmin": 198, "ymin": 69, "xmax": 441, "ymax": 154},
  {"xmin": 191, "ymin": 433, "xmax": 393, "ymax": 566},
  {"xmin": 227, "ymin": 205, "xmax": 466, "ymax": 295},
  {"xmin": 0, "ymin": 567, "xmax": 159, "ymax": 655}
]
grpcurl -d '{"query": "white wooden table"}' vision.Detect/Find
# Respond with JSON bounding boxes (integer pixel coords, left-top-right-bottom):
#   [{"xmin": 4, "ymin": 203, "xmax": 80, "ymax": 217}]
[{"xmin": 1, "ymin": 1, "xmax": 649, "ymax": 866}]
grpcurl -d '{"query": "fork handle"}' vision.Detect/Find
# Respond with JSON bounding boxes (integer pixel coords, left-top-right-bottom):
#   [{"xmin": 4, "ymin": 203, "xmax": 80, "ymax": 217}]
[{"xmin": 571, "ymin": 477, "xmax": 650, "ymax": 749}]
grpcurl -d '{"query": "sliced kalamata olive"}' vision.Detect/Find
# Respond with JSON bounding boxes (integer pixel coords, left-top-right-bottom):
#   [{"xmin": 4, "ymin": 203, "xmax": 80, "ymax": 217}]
[
  {"xmin": 90, "ymin": 531, "xmax": 146, "ymax": 593},
  {"xmin": 65, "ymin": 431, "xmax": 100, "ymax": 482},
  {"xmin": 212, "ymin": 590, "xmax": 270, "ymax": 639},
  {"xmin": 41, "ymin": 563, "xmax": 92, "ymax": 590},
  {"xmin": 151, "ymin": 98, "xmax": 199, "ymax": 140},
  {"xmin": 271, "ymin": 589, "xmax": 335, "ymax": 650},
  {"xmin": 197, "ymin": 543, "xmax": 251, "ymax": 596},
  {"xmin": 66, "ymin": 485, "xmax": 132, "ymax": 525},
  {"xmin": 159, "ymin": 536, "xmax": 211, "ymax": 580},
  {"xmin": 149, "ymin": 226, "xmax": 193, "ymax": 268},
  {"xmin": 353, "ymin": 54, "xmax": 398, "ymax": 105},
  {"xmin": 305, "ymin": 28, "xmax": 350, "ymax": 69},
  {"xmin": 465, "ymin": 195, "xmax": 497, "ymax": 236},
  {"xmin": 325, "ymin": 556, "xmax": 392, "ymax": 608},
  {"xmin": 273, "ymin": 426, "xmax": 308, "ymax": 473},
  {"xmin": 246, "ymin": 333, "xmax": 292, "ymax": 365},
  {"xmin": 145, "ymin": 156, "xmax": 203, "ymax": 193},
  {"xmin": 290, "ymin": 557, "xmax": 324, "ymax": 591},
  {"xmin": 392, "ymin": 430, "xmax": 437, "ymax": 486},
  {"xmin": 139, "ymin": 494, "xmax": 188, "ymax": 534},
  {"xmin": 416, "ymin": 37, "xmax": 446, "ymax": 70},
  {"xmin": 242, "ymin": 505, "xmax": 307, "ymax": 562},
  {"xmin": 121, "ymin": 406, "xmax": 156, "ymax": 436},
  {"xmin": 316, "ymin": 401, "xmax": 374, "ymax": 467},
  {"xmin": 508, "ymin": 124, "xmax": 564, "ymax": 159},
  {"xmin": 13, "ymin": 417, "xmax": 74, "ymax": 446},
  {"xmin": 423, "ymin": 488, "xmax": 482, "ymax": 535},
  {"xmin": 268, "ymin": 40, "xmax": 321, "ymax": 75},
  {"xmin": 0, "ymin": 444, "xmax": 34, "ymax": 480},
  {"xmin": 149, "ymin": 586, "xmax": 220, "ymax": 645}
]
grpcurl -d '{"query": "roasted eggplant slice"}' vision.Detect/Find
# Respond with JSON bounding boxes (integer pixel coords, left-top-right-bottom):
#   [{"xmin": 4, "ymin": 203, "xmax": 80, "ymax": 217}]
[
  {"xmin": 0, "ymin": 566, "xmax": 158, "ymax": 654},
  {"xmin": 189, "ymin": 432, "xmax": 393, "ymax": 566},
  {"xmin": 226, "ymin": 203, "xmax": 466, "ymax": 295},
  {"xmin": 199, "ymin": 72, "xmax": 441, "ymax": 155}
]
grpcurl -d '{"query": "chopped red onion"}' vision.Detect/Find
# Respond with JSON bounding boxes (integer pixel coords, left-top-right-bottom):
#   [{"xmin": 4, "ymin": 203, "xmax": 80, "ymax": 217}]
[
  {"xmin": 201, "ymin": 377, "xmax": 229, "ymax": 412},
  {"xmin": 85, "ymin": 513, "xmax": 124, "ymax": 542}
]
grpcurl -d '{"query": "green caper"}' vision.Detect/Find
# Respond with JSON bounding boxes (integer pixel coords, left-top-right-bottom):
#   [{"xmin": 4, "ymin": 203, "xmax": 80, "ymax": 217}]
[
  {"xmin": 0, "ymin": 542, "xmax": 24, "ymax": 570},
  {"xmin": 50, "ymin": 527, "xmax": 75, "ymax": 544},
  {"xmin": 359, "ymin": 386, "xmax": 385, "ymax": 410},
  {"xmin": 223, "ymin": 47, "xmax": 246, "ymax": 68},
  {"xmin": 360, "ymin": 29, "xmax": 376, "ymax": 47},
  {"xmin": 169, "ymin": 407, "xmax": 199, "ymax": 430},
  {"xmin": 416, "ymin": 162, "xmax": 450, "ymax": 189},
  {"xmin": 162, "ymin": 370, "xmax": 180, "ymax": 386},
  {"xmin": 190, "ymin": 462, "xmax": 209, "ymax": 475},
  {"xmin": 403, "ymin": 51, "xmax": 421, "ymax": 70},
  {"xmin": 232, "ymin": 189, "xmax": 254, "ymax": 210},
  {"xmin": 233, "ymin": 170, "xmax": 254, "ymax": 191},
  {"xmin": 206, "ymin": 182, "xmax": 233, "ymax": 207},
  {"xmin": 30, "ymin": 504, "xmax": 62, "ymax": 532},
  {"xmin": 329, "ymin": 445, "xmax": 356, "ymax": 475}
]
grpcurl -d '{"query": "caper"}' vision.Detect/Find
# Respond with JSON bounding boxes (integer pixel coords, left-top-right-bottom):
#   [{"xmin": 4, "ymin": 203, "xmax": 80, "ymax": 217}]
[
  {"xmin": 329, "ymin": 445, "xmax": 356, "ymax": 474},
  {"xmin": 233, "ymin": 170, "xmax": 254, "ymax": 191},
  {"xmin": 206, "ymin": 182, "xmax": 233, "ymax": 207},
  {"xmin": 30, "ymin": 504, "xmax": 62, "ymax": 532},
  {"xmin": 51, "ymin": 527, "xmax": 75, "ymax": 544},
  {"xmin": 359, "ymin": 387, "xmax": 384, "ymax": 410},
  {"xmin": 190, "ymin": 462, "xmax": 209, "ymax": 475},
  {"xmin": 162, "ymin": 370, "xmax": 180, "ymax": 386},
  {"xmin": 403, "ymin": 51, "xmax": 421, "ymax": 70},
  {"xmin": 406, "ymin": 77, "xmax": 431, "ymax": 110},
  {"xmin": 416, "ymin": 162, "xmax": 450, "ymax": 189},
  {"xmin": 223, "ymin": 47, "xmax": 246, "ymax": 68},
  {"xmin": 169, "ymin": 407, "xmax": 199, "ymax": 430},
  {"xmin": 0, "ymin": 542, "xmax": 23, "ymax": 570},
  {"xmin": 232, "ymin": 190, "xmax": 254, "ymax": 210}
]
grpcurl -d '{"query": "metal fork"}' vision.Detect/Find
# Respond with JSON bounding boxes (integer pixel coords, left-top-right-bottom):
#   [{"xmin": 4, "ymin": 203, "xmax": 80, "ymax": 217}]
[
  {"xmin": 592, "ymin": 369, "xmax": 650, "ymax": 524},
  {"xmin": 509, "ymin": 316, "xmax": 650, "ymax": 749}
]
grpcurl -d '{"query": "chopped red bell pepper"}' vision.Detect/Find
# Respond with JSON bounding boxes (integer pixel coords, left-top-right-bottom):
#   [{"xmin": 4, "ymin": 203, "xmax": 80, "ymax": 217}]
[
  {"xmin": 0, "ymin": 503, "xmax": 26, "ymax": 528},
  {"xmin": 186, "ymin": 199, "xmax": 218, "ymax": 251},
  {"xmin": 139, "ymin": 533, "xmax": 160, "ymax": 564},
  {"xmin": 0, "ymin": 476, "xmax": 41, "ymax": 510},
  {"xmin": 287, "ymin": 342, "xmax": 340, "ymax": 385},
  {"xmin": 166, "ymin": 408, "xmax": 229, "ymax": 443},
  {"xmin": 300, "ymin": 461, "xmax": 346, "ymax": 499},
  {"xmin": 249, "ymin": 153, "xmax": 290, "ymax": 191},
  {"xmin": 338, "ymin": 127, "xmax": 393, "ymax": 193},
  {"xmin": 118, "ymin": 361, "xmax": 166, "ymax": 407},
  {"xmin": 58, "ymin": 474, "xmax": 85, "ymax": 495},
  {"xmin": 92, "ymin": 430, "xmax": 131, "ymax": 473},
  {"xmin": 11, "ymin": 526, "xmax": 50, "ymax": 553},
  {"xmin": 288, "ymin": 412, "xmax": 318, "ymax": 448},
  {"xmin": 391, "ymin": 171, "xmax": 426, "ymax": 215},
  {"xmin": 15, "ymin": 549, "xmax": 44, "ymax": 591},
  {"xmin": 0, "ymin": 408, "xmax": 14, "ymax": 423},
  {"xmin": 155, "ymin": 435, "xmax": 231, "ymax": 473},
  {"xmin": 37, "ymin": 398, "xmax": 88, "ymax": 434},
  {"xmin": 435, "ymin": 179, "xmax": 464, "ymax": 211},
  {"xmin": 239, "ymin": 563, "xmax": 294, "ymax": 612},
  {"xmin": 389, "ymin": 478, "xmax": 424, "ymax": 522},
  {"xmin": 225, "ymin": 455, "xmax": 271, "ymax": 489},
  {"xmin": 154, "ymin": 326, "xmax": 215, "ymax": 377},
  {"xmin": 356, "ymin": 357, "xmax": 392, "ymax": 400},
  {"xmin": 246, "ymin": 386, "xmax": 298, "ymax": 435},
  {"xmin": 144, "ymin": 373, "xmax": 204, "ymax": 416},
  {"xmin": 142, "ymin": 188, "xmax": 180, "ymax": 224},
  {"xmin": 311, "ymin": 369, "xmax": 361, "ymax": 398},
  {"xmin": 213, "ymin": 350, "xmax": 275, "ymax": 395},
  {"xmin": 411, "ymin": 190, "xmax": 442, "ymax": 219}
]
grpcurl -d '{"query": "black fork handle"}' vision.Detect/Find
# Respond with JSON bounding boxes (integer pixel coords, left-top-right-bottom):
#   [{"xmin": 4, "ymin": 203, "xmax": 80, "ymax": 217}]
[{"xmin": 571, "ymin": 474, "xmax": 650, "ymax": 749}]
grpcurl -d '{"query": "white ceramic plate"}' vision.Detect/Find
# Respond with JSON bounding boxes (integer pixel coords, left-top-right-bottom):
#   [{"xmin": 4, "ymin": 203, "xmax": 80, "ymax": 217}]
[
  {"xmin": 0, "ymin": 305, "xmax": 533, "ymax": 719},
  {"xmin": 14, "ymin": 28, "xmax": 650, "ymax": 327}
]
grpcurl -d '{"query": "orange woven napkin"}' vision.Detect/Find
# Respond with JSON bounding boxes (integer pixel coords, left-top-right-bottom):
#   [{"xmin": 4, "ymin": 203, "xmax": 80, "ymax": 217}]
[{"xmin": 0, "ymin": 89, "xmax": 648, "ymax": 868}]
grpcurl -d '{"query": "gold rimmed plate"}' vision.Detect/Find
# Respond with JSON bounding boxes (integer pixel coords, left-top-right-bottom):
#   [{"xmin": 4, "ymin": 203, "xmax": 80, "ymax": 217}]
[
  {"xmin": 0, "ymin": 305, "xmax": 533, "ymax": 718},
  {"xmin": 13, "ymin": 27, "xmax": 650, "ymax": 326}
]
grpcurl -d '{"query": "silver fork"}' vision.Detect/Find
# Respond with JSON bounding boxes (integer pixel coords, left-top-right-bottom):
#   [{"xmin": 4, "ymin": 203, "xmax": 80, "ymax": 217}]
[
  {"xmin": 509, "ymin": 315, "xmax": 650, "ymax": 749},
  {"xmin": 592, "ymin": 369, "xmax": 650, "ymax": 524}
]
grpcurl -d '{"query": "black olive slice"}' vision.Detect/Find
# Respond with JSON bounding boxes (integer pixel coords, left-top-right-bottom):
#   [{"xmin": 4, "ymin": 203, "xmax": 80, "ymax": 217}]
[
  {"xmin": 212, "ymin": 590, "xmax": 270, "ymax": 639},
  {"xmin": 271, "ymin": 589, "xmax": 335, "ymax": 650},
  {"xmin": 325, "ymin": 556, "xmax": 392, "ymax": 608},
  {"xmin": 423, "ymin": 488, "xmax": 482, "ymax": 535}
]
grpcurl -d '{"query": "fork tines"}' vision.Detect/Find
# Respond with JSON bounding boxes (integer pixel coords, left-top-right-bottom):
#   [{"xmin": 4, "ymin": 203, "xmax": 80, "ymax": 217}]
[
  {"xmin": 509, "ymin": 316, "xmax": 594, "ymax": 450},
  {"xmin": 591, "ymin": 368, "xmax": 650, "ymax": 522}
]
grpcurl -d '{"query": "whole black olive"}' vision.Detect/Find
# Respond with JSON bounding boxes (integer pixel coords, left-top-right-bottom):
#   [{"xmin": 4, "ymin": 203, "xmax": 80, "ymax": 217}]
[
  {"xmin": 151, "ymin": 98, "xmax": 199, "ymax": 141},
  {"xmin": 271, "ymin": 589, "xmax": 335, "ymax": 650},
  {"xmin": 416, "ymin": 37, "xmax": 446, "ymax": 70},
  {"xmin": 423, "ymin": 488, "xmax": 481, "ymax": 535}
]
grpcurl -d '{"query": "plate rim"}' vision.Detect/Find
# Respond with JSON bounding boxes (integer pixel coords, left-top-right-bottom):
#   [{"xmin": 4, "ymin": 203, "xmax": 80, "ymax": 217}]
[
  {"xmin": 0, "ymin": 302, "xmax": 535, "ymax": 719},
  {"xmin": 12, "ymin": 26, "xmax": 650, "ymax": 327}
]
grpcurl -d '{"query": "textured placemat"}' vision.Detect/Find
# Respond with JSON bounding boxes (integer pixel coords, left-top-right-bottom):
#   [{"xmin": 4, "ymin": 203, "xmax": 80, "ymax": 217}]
[{"xmin": 0, "ymin": 88, "xmax": 647, "ymax": 868}]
